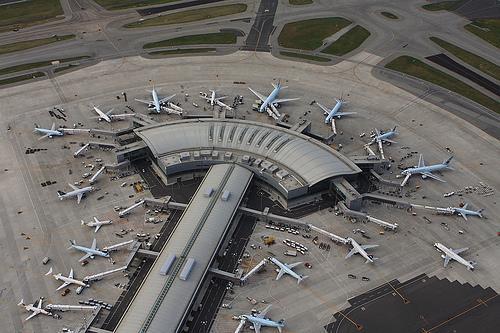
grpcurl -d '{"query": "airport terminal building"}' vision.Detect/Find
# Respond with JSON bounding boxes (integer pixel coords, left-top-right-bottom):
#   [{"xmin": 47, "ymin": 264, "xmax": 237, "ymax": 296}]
[{"xmin": 117, "ymin": 118, "xmax": 361, "ymax": 207}]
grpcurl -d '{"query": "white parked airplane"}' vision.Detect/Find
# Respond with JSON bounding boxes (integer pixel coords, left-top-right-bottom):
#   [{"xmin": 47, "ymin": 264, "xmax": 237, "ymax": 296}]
[
  {"xmin": 235, "ymin": 304, "xmax": 285, "ymax": 333},
  {"xmin": 34, "ymin": 123, "xmax": 64, "ymax": 139},
  {"xmin": 135, "ymin": 85, "xmax": 176, "ymax": 113},
  {"xmin": 18, "ymin": 298, "xmax": 52, "ymax": 321},
  {"xmin": 81, "ymin": 217, "xmax": 112, "ymax": 233},
  {"xmin": 45, "ymin": 267, "xmax": 89, "ymax": 290},
  {"xmin": 248, "ymin": 82, "xmax": 299, "ymax": 119},
  {"xmin": 92, "ymin": 106, "xmax": 135, "ymax": 123},
  {"xmin": 345, "ymin": 237, "xmax": 378, "ymax": 263},
  {"xmin": 57, "ymin": 184, "xmax": 94, "ymax": 204},
  {"xmin": 316, "ymin": 98, "xmax": 355, "ymax": 134},
  {"xmin": 434, "ymin": 242, "xmax": 476, "ymax": 271},
  {"xmin": 68, "ymin": 239, "xmax": 110, "ymax": 262},
  {"xmin": 200, "ymin": 89, "xmax": 232, "ymax": 110},
  {"xmin": 268, "ymin": 257, "xmax": 308, "ymax": 284},
  {"xmin": 437, "ymin": 204, "xmax": 484, "ymax": 221},
  {"xmin": 400, "ymin": 155, "xmax": 453, "ymax": 186}
]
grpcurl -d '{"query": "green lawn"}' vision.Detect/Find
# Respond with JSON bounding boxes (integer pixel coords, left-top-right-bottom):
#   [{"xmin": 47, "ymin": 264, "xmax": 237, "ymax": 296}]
[
  {"xmin": 385, "ymin": 56, "xmax": 500, "ymax": 113},
  {"xmin": 321, "ymin": 25, "xmax": 371, "ymax": 56},
  {"xmin": 465, "ymin": 19, "xmax": 500, "ymax": 49},
  {"xmin": 0, "ymin": 34, "xmax": 75, "ymax": 56},
  {"xmin": 125, "ymin": 4, "xmax": 247, "ymax": 28},
  {"xmin": 381, "ymin": 11, "xmax": 398, "ymax": 19},
  {"xmin": 430, "ymin": 37, "xmax": 500, "ymax": 80},
  {"xmin": 280, "ymin": 51, "xmax": 329, "ymax": 62},
  {"xmin": 143, "ymin": 32, "xmax": 236, "ymax": 49},
  {"xmin": 94, "ymin": 0, "xmax": 178, "ymax": 10},
  {"xmin": 0, "ymin": 56, "xmax": 90, "ymax": 76},
  {"xmin": 0, "ymin": 0, "xmax": 63, "ymax": 32},
  {"xmin": 422, "ymin": 0, "xmax": 466, "ymax": 11},
  {"xmin": 0, "ymin": 72, "xmax": 45, "ymax": 86},
  {"xmin": 289, "ymin": 0, "xmax": 313, "ymax": 5},
  {"xmin": 148, "ymin": 48, "xmax": 216, "ymax": 56},
  {"xmin": 278, "ymin": 17, "xmax": 352, "ymax": 50}
]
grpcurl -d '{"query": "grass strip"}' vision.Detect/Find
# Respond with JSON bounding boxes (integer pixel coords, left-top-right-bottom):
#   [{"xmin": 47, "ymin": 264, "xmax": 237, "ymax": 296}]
[{"xmin": 385, "ymin": 56, "xmax": 500, "ymax": 113}]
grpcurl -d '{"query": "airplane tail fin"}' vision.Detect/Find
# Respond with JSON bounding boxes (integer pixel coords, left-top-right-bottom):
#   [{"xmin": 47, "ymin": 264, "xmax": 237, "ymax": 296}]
[
  {"xmin": 298, "ymin": 275, "xmax": 309, "ymax": 284},
  {"xmin": 18, "ymin": 299, "xmax": 25, "ymax": 306},
  {"xmin": 443, "ymin": 156, "xmax": 453, "ymax": 166},
  {"xmin": 57, "ymin": 190, "xmax": 65, "ymax": 199},
  {"xmin": 45, "ymin": 267, "xmax": 53, "ymax": 276},
  {"xmin": 478, "ymin": 208, "xmax": 484, "ymax": 218},
  {"xmin": 468, "ymin": 261, "xmax": 477, "ymax": 271},
  {"xmin": 81, "ymin": 220, "xmax": 86, "ymax": 226},
  {"xmin": 68, "ymin": 240, "xmax": 76, "ymax": 249}
]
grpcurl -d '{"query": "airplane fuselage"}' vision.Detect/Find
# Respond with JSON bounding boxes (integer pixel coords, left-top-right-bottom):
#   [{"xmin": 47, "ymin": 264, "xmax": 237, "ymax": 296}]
[
  {"xmin": 35, "ymin": 128, "xmax": 63, "ymax": 137},
  {"xmin": 72, "ymin": 245, "xmax": 109, "ymax": 258},
  {"xmin": 452, "ymin": 207, "xmax": 481, "ymax": 218},
  {"xmin": 60, "ymin": 187, "xmax": 92, "ymax": 200},
  {"xmin": 54, "ymin": 274, "xmax": 88, "ymax": 288},
  {"xmin": 260, "ymin": 86, "xmax": 281, "ymax": 113},
  {"xmin": 402, "ymin": 164, "xmax": 447, "ymax": 176},
  {"xmin": 152, "ymin": 89, "xmax": 161, "ymax": 112},
  {"xmin": 25, "ymin": 305, "xmax": 51, "ymax": 317},
  {"xmin": 244, "ymin": 315, "xmax": 284, "ymax": 330},
  {"xmin": 434, "ymin": 243, "xmax": 474, "ymax": 270},
  {"xmin": 210, "ymin": 90, "xmax": 216, "ymax": 105},
  {"xmin": 347, "ymin": 237, "xmax": 374, "ymax": 263},
  {"xmin": 376, "ymin": 131, "xmax": 395, "ymax": 142},
  {"xmin": 94, "ymin": 107, "xmax": 111, "ymax": 123},
  {"xmin": 325, "ymin": 101, "xmax": 342, "ymax": 123}
]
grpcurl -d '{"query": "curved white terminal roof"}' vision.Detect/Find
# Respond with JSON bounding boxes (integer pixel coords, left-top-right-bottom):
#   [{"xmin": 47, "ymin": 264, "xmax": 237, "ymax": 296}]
[{"xmin": 135, "ymin": 119, "xmax": 360, "ymax": 186}]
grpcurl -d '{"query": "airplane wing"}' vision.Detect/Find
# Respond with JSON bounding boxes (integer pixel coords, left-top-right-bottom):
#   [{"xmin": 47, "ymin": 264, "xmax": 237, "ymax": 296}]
[
  {"xmin": 460, "ymin": 212, "xmax": 468, "ymax": 221},
  {"xmin": 77, "ymin": 193, "xmax": 83, "ymax": 204},
  {"xmin": 345, "ymin": 248, "xmax": 358, "ymax": 259},
  {"xmin": 68, "ymin": 183, "xmax": 79, "ymax": 191},
  {"xmin": 443, "ymin": 255, "xmax": 451, "ymax": 267},
  {"xmin": 453, "ymin": 247, "xmax": 468, "ymax": 255},
  {"xmin": 315, "ymin": 102, "xmax": 331, "ymax": 115},
  {"xmin": 105, "ymin": 109, "xmax": 114, "ymax": 116},
  {"xmin": 95, "ymin": 225, "xmax": 101, "ymax": 233},
  {"xmin": 400, "ymin": 173, "xmax": 411, "ymax": 186},
  {"xmin": 418, "ymin": 154, "xmax": 425, "ymax": 167},
  {"xmin": 383, "ymin": 138, "xmax": 397, "ymax": 144},
  {"xmin": 248, "ymin": 87, "xmax": 267, "ymax": 102},
  {"xmin": 93, "ymin": 217, "xmax": 99, "ymax": 223},
  {"xmin": 273, "ymin": 97, "xmax": 300, "ymax": 104},
  {"xmin": 56, "ymin": 281, "xmax": 71, "ymax": 291},
  {"xmin": 361, "ymin": 244, "xmax": 379, "ymax": 250},
  {"xmin": 286, "ymin": 262, "xmax": 302, "ymax": 269},
  {"xmin": 422, "ymin": 172, "xmax": 446, "ymax": 182},
  {"xmin": 135, "ymin": 98, "xmax": 152, "ymax": 105},
  {"xmin": 79, "ymin": 253, "xmax": 92, "ymax": 262},
  {"xmin": 215, "ymin": 96, "xmax": 227, "ymax": 101},
  {"xmin": 257, "ymin": 304, "xmax": 272, "ymax": 318},
  {"xmin": 235, "ymin": 319, "xmax": 246, "ymax": 333},
  {"xmin": 38, "ymin": 134, "xmax": 50, "ymax": 140},
  {"xmin": 50, "ymin": 123, "xmax": 56, "ymax": 131},
  {"xmin": 253, "ymin": 322, "xmax": 262, "ymax": 333},
  {"xmin": 91, "ymin": 238, "xmax": 97, "ymax": 250},
  {"xmin": 335, "ymin": 112, "xmax": 357, "ymax": 116},
  {"xmin": 25, "ymin": 311, "xmax": 38, "ymax": 321},
  {"xmin": 276, "ymin": 268, "xmax": 285, "ymax": 280},
  {"xmin": 216, "ymin": 100, "xmax": 233, "ymax": 110},
  {"xmin": 110, "ymin": 113, "xmax": 135, "ymax": 119},
  {"xmin": 331, "ymin": 119, "xmax": 337, "ymax": 134},
  {"xmin": 159, "ymin": 94, "xmax": 176, "ymax": 104},
  {"xmin": 69, "ymin": 268, "xmax": 74, "ymax": 279}
]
